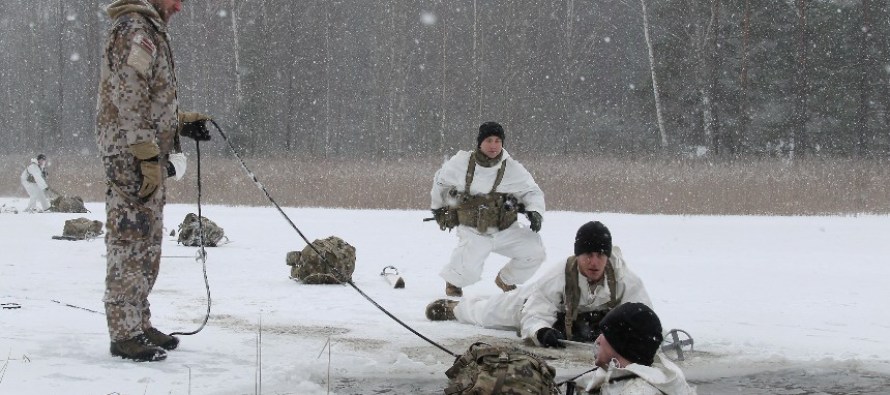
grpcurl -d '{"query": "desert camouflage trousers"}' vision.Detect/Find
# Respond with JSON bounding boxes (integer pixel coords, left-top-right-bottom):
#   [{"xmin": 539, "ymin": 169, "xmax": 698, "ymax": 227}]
[{"xmin": 101, "ymin": 154, "xmax": 166, "ymax": 342}]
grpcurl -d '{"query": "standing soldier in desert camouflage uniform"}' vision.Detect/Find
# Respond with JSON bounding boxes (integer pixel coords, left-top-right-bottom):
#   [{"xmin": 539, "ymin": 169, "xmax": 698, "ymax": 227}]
[{"xmin": 96, "ymin": 0, "xmax": 210, "ymax": 362}]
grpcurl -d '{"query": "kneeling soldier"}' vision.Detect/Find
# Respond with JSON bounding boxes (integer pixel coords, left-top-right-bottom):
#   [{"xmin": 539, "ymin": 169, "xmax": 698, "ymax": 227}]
[{"xmin": 430, "ymin": 121, "xmax": 546, "ymax": 297}]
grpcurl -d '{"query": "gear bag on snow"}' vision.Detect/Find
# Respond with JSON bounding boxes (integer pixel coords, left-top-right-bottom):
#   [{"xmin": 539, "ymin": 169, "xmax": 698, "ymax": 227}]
[
  {"xmin": 48, "ymin": 196, "xmax": 88, "ymax": 213},
  {"xmin": 177, "ymin": 213, "xmax": 225, "ymax": 247},
  {"xmin": 55, "ymin": 217, "xmax": 103, "ymax": 240},
  {"xmin": 445, "ymin": 342, "xmax": 559, "ymax": 395},
  {"xmin": 286, "ymin": 236, "xmax": 356, "ymax": 284}
]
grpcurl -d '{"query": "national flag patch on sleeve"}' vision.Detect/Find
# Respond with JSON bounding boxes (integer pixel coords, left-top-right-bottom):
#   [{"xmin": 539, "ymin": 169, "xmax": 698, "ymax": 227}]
[{"xmin": 126, "ymin": 34, "xmax": 156, "ymax": 77}]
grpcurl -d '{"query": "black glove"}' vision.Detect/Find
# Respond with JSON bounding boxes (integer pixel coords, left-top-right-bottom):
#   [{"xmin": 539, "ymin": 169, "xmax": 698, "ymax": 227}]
[
  {"xmin": 536, "ymin": 327, "xmax": 566, "ymax": 348},
  {"xmin": 526, "ymin": 211, "xmax": 543, "ymax": 232},
  {"xmin": 180, "ymin": 120, "xmax": 211, "ymax": 141},
  {"xmin": 179, "ymin": 112, "xmax": 212, "ymax": 141}
]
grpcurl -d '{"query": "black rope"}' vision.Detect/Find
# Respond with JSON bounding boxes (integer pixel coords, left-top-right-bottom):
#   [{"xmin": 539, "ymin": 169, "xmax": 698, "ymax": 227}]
[
  {"xmin": 556, "ymin": 366, "xmax": 598, "ymax": 387},
  {"xmin": 170, "ymin": 139, "xmax": 211, "ymax": 337},
  {"xmin": 209, "ymin": 120, "xmax": 457, "ymax": 358}
]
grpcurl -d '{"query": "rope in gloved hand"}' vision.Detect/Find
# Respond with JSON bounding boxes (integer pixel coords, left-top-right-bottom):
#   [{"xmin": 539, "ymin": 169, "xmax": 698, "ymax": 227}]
[{"xmin": 206, "ymin": 119, "xmax": 457, "ymax": 357}]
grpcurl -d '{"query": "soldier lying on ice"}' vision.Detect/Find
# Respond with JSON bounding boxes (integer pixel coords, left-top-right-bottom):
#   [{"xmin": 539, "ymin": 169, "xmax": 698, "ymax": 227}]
[{"xmin": 425, "ymin": 221, "xmax": 652, "ymax": 348}]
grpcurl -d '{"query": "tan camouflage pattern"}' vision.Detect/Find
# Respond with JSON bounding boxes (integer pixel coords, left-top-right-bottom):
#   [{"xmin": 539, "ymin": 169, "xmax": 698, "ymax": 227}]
[
  {"xmin": 62, "ymin": 218, "xmax": 104, "ymax": 239},
  {"xmin": 96, "ymin": 0, "xmax": 179, "ymax": 157},
  {"xmin": 48, "ymin": 195, "xmax": 88, "ymax": 213},
  {"xmin": 287, "ymin": 236, "xmax": 356, "ymax": 284},
  {"xmin": 445, "ymin": 342, "xmax": 559, "ymax": 394},
  {"xmin": 454, "ymin": 193, "xmax": 519, "ymax": 232},
  {"xmin": 102, "ymin": 154, "xmax": 167, "ymax": 341},
  {"xmin": 177, "ymin": 213, "xmax": 225, "ymax": 247},
  {"xmin": 97, "ymin": 0, "xmax": 177, "ymax": 342}
]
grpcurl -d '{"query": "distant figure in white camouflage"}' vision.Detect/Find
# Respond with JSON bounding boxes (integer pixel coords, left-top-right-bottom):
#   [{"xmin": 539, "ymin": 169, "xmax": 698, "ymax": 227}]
[
  {"xmin": 96, "ymin": 0, "xmax": 210, "ymax": 362},
  {"xmin": 20, "ymin": 153, "xmax": 50, "ymax": 213},
  {"xmin": 430, "ymin": 121, "xmax": 546, "ymax": 297}
]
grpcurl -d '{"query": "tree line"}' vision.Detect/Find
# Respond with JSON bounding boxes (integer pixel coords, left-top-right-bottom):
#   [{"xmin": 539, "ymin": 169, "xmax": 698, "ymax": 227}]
[{"xmin": 0, "ymin": 0, "xmax": 886, "ymax": 159}]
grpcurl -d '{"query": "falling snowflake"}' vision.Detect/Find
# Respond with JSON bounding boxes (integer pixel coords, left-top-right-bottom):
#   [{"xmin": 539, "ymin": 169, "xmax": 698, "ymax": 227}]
[{"xmin": 420, "ymin": 11, "xmax": 437, "ymax": 26}]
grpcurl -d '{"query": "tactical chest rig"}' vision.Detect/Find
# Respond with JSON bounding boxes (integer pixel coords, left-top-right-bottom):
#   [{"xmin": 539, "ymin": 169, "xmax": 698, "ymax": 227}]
[
  {"xmin": 452, "ymin": 154, "xmax": 520, "ymax": 233},
  {"xmin": 560, "ymin": 256, "xmax": 619, "ymax": 341}
]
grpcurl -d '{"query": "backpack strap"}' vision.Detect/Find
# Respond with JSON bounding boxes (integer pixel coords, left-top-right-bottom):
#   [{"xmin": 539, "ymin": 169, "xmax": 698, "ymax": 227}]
[
  {"xmin": 489, "ymin": 159, "xmax": 508, "ymax": 193},
  {"xmin": 492, "ymin": 351, "xmax": 510, "ymax": 394},
  {"xmin": 464, "ymin": 154, "xmax": 475, "ymax": 195},
  {"xmin": 563, "ymin": 256, "xmax": 581, "ymax": 340},
  {"xmin": 605, "ymin": 259, "xmax": 619, "ymax": 308},
  {"xmin": 464, "ymin": 153, "xmax": 509, "ymax": 195},
  {"xmin": 564, "ymin": 256, "xmax": 620, "ymax": 340}
]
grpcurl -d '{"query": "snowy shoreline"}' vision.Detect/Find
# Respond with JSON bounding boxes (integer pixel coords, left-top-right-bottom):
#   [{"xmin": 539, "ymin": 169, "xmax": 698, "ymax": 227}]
[{"xmin": 2, "ymin": 197, "xmax": 889, "ymax": 394}]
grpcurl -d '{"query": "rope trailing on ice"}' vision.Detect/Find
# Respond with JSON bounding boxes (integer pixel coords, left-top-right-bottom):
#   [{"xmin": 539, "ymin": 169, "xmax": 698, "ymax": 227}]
[
  {"xmin": 208, "ymin": 120, "xmax": 458, "ymax": 358},
  {"xmin": 171, "ymin": 138, "xmax": 212, "ymax": 337}
]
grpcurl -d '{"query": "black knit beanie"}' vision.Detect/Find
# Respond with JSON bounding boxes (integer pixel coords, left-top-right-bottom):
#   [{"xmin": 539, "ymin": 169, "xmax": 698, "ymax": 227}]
[
  {"xmin": 477, "ymin": 121, "xmax": 505, "ymax": 148},
  {"xmin": 574, "ymin": 221, "xmax": 612, "ymax": 257},
  {"xmin": 599, "ymin": 302, "xmax": 663, "ymax": 366},
  {"xmin": 37, "ymin": 153, "xmax": 46, "ymax": 161}
]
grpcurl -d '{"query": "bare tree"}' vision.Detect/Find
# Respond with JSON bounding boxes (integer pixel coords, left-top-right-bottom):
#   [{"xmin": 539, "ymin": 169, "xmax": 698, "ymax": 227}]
[
  {"xmin": 791, "ymin": 0, "xmax": 809, "ymax": 158},
  {"xmin": 640, "ymin": 0, "xmax": 668, "ymax": 149},
  {"xmin": 856, "ymin": 0, "xmax": 872, "ymax": 157},
  {"xmin": 737, "ymin": 0, "xmax": 751, "ymax": 157}
]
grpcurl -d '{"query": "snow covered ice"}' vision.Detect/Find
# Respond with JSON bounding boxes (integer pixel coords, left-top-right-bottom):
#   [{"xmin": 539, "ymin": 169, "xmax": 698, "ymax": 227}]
[{"xmin": 2, "ymin": 197, "xmax": 890, "ymax": 394}]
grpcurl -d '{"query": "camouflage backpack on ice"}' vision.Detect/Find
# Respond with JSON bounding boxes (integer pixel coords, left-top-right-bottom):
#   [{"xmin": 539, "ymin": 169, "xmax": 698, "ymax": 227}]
[
  {"xmin": 61, "ymin": 217, "xmax": 103, "ymax": 240},
  {"xmin": 286, "ymin": 236, "xmax": 356, "ymax": 284},
  {"xmin": 48, "ymin": 196, "xmax": 88, "ymax": 213},
  {"xmin": 177, "ymin": 213, "xmax": 225, "ymax": 247},
  {"xmin": 445, "ymin": 342, "xmax": 559, "ymax": 395}
]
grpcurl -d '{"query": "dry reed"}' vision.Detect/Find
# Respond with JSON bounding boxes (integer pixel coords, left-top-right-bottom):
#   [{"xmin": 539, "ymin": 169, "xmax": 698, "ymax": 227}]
[{"xmin": 3, "ymin": 154, "xmax": 888, "ymax": 215}]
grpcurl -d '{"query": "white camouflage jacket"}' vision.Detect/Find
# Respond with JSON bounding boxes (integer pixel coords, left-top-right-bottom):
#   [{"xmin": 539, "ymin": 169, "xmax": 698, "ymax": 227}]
[
  {"xmin": 20, "ymin": 159, "xmax": 48, "ymax": 189},
  {"xmin": 575, "ymin": 354, "xmax": 697, "ymax": 395},
  {"xmin": 519, "ymin": 247, "xmax": 652, "ymax": 345},
  {"xmin": 430, "ymin": 149, "xmax": 545, "ymax": 232}
]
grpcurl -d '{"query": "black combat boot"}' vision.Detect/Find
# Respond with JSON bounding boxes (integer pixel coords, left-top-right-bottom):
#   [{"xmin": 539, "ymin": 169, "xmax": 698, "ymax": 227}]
[
  {"xmin": 144, "ymin": 327, "xmax": 180, "ymax": 350},
  {"xmin": 425, "ymin": 299, "xmax": 458, "ymax": 321},
  {"xmin": 110, "ymin": 334, "xmax": 167, "ymax": 362}
]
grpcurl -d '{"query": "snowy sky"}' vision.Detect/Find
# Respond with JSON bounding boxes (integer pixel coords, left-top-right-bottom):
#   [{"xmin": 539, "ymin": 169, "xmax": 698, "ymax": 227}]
[{"xmin": 1, "ymin": 197, "xmax": 889, "ymax": 394}]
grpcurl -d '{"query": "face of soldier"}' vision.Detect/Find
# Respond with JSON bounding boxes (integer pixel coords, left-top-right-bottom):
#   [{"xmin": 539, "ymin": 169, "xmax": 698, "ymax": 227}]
[
  {"xmin": 593, "ymin": 333, "xmax": 620, "ymax": 369},
  {"xmin": 153, "ymin": 0, "xmax": 183, "ymax": 22},
  {"xmin": 479, "ymin": 136, "xmax": 503, "ymax": 159},
  {"xmin": 577, "ymin": 251, "xmax": 608, "ymax": 283}
]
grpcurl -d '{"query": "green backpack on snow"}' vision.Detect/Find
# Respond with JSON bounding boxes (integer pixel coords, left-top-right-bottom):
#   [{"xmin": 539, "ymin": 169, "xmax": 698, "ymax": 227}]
[{"xmin": 445, "ymin": 342, "xmax": 559, "ymax": 395}]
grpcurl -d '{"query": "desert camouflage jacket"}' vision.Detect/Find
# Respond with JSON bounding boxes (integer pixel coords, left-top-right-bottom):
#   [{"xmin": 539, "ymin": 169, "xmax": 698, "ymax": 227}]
[{"xmin": 96, "ymin": 0, "xmax": 178, "ymax": 158}]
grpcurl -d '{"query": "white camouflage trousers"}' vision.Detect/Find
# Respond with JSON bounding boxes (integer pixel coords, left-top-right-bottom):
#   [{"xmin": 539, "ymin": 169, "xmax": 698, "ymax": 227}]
[
  {"xmin": 440, "ymin": 221, "xmax": 546, "ymax": 288},
  {"xmin": 21, "ymin": 181, "xmax": 49, "ymax": 211}
]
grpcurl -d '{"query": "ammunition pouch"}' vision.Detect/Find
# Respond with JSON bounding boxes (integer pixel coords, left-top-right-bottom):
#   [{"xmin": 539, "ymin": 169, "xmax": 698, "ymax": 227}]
[
  {"xmin": 26, "ymin": 173, "xmax": 35, "ymax": 183},
  {"xmin": 433, "ymin": 207, "xmax": 459, "ymax": 231},
  {"xmin": 455, "ymin": 193, "xmax": 519, "ymax": 232}
]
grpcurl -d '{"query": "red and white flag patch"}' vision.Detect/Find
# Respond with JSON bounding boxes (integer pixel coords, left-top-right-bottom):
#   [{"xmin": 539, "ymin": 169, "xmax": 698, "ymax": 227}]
[{"xmin": 133, "ymin": 34, "xmax": 156, "ymax": 56}]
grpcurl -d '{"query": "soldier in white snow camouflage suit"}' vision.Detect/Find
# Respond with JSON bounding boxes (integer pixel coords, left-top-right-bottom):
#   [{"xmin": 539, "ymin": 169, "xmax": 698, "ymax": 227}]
[
  {"xmin": 96, "ymin": 0, "xmax": 209, "ymax": 362},
  {"xmin": 20, "ymin": 154, "xmax": 50, "ymax": 212}
]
